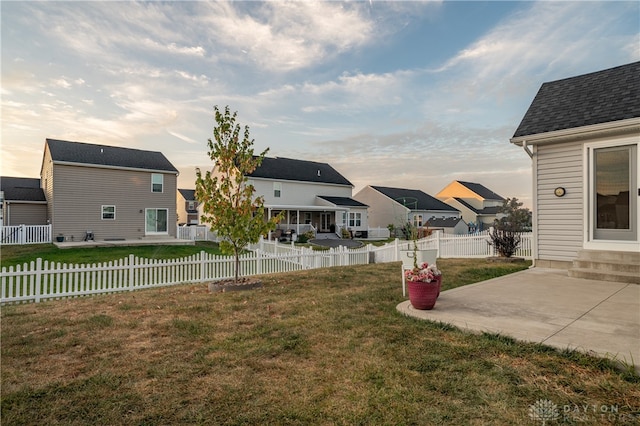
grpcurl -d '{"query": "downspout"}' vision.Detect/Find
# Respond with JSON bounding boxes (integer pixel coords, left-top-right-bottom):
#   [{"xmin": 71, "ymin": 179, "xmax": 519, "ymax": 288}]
[{"xmin": 521, "ymin": 140, "xmax": 536, "ymax": 268}]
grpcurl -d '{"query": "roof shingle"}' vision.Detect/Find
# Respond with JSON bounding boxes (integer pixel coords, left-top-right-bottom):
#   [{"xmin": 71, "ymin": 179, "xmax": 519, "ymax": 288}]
[
  {"xmin": 248, "ymin": 157, "xmax": 352, "ymax": 186},
  {"xmin": 513, "ymin": 62, "xmax": 640, "ymax": 138},
  {"xmin": 371, "ymin": 186, "xmax": 459, "ymax": 212},
  {"xmin": 46, "ymin": 139, "xmax": 179, "ymax": 173},
  {"xmin": 1, "ymin": 177, "xmax": 46, "ymax": 202}
]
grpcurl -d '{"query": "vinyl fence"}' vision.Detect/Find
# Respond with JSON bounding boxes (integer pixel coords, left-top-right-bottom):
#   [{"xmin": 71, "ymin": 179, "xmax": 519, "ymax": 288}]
[
  {"xmin": 1, "ymin": 225, "xmax": 52, "ymax": 245},
  {"xmin": 1, "ymin": 230, "xmax": 532, "ymax": 304}
]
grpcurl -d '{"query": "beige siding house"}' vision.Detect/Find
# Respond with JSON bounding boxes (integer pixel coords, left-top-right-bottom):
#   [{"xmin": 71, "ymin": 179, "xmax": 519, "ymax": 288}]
[
  {"xmin": 41, "ymin": 139, "xmax": 179, "ymax": 242},
  {"xmin": 511, "ymin": 62, "xmax": 639, "ymax": 282},
  {"xmin": 177, "ymin": 189, "xmax": 199, "ymax": 225}
]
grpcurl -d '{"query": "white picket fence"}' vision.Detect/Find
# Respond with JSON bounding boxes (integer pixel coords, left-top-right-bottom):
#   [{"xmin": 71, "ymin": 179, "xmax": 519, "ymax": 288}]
[
  {"xmin": 1, "ymin": 230, "xmax": 532, "ymax": 304},
  {"xmin": 1, "ymin": 225, "xmax": 52, "ymax": 245}
]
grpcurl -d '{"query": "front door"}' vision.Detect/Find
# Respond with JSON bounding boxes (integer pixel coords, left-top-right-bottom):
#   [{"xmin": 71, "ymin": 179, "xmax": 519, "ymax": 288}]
[
  {"xmin": 588, "ymin": 141, "xmax": 638, "ymax": 244},
  {"xmin": 320, "ymin": 212, "xmax": 332, "ymax": 232}
]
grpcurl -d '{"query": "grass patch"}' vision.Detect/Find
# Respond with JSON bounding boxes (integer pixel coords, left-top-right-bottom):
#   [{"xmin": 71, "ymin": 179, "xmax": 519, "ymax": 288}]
[
  {"xmin": 2, "ymin": 259, "xmax": 638, "ymax": 425},
  {"xmin": 0, "ymin": 241, "xmax": 224, "ymax": 268}
]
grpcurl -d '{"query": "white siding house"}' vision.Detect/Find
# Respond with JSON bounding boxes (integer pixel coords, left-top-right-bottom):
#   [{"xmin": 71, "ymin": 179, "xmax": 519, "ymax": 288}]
[{"xmin": 511, "ymin": 62, "xmax": 639, "ymax": 280}]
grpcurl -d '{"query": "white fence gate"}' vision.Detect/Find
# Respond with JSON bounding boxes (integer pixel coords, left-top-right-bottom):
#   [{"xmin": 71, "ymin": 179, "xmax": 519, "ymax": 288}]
[{"xmin": 1, "ymin": 225, "xmax": 52, "ymax": 245}]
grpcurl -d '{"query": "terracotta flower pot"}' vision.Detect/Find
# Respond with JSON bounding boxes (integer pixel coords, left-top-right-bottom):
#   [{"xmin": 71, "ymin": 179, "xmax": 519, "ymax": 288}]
[{"xmin": 407, "ymin": 279, "xmax": 439, "ymax": 310}]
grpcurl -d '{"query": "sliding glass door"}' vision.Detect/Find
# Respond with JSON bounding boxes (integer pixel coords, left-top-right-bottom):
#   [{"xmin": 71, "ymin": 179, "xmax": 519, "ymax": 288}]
[{"xmin": 146, "ymin": 208, "xmax": 168, "ymax": 234}]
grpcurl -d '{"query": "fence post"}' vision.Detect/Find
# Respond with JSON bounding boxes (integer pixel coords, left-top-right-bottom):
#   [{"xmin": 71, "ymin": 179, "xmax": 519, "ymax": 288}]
[
  {"xmin": 20, "ymin": 224, "xmax": 26, "ymax": 245},
  {"xmin": 35, "ymin": 258, "xmax": 42, "ymax": 303},
  {"xmin": 436, "ymin": 231, "xmax": 441, "ymax": 258},
  {"xmin": 256, "ymin": 250, "xmax": 262, "ymax": 275},
  {"xmin": 128, "ymin": 254, "xmax": 135, "ymax": 290},
  {"xmin": 200, "ymin": 251, "xmax": 207, "ymax": 282},
  {"xmin": 394, "ymin": 238, "xmax": 399, "ymax": 261}
]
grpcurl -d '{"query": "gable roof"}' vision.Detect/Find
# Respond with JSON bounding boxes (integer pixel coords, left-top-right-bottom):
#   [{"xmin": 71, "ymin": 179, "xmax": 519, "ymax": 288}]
[
  {"xmin": 1, "ymin": 177, "xmax": 46, "ymax": 202},
  {"xmin": 454, "ymin": 198, "xmax": 501, "ymax": 215},
  {"xmin": 248, "ymin": 157, "xmax": 352, "ymax": 187},
  {"xmin": 45, "ymin": 139, "xmax": 179, "ymax": 173},
  {"xmin": 178, "ymin": 189, "xmax": 196, "ymax": 201},
  {"xmin": 456, "ymin": 181, "xmax": 504, "ymax": 201},
  {"xmin": 513, "ymin": 62, "xmax": 640, "ymax": 138},
  {"xmin": 317, "ymin": 196, "xmax": 368, "ymax": 208},
  {"xmin": 371, "ymin": 186, "xmax": 459, "ymax": 212}
]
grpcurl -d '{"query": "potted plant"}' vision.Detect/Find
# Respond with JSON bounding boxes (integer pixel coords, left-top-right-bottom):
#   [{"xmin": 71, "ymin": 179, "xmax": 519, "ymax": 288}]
[{"xmin": 405, "ymin": 261, "xmax": 442, "ymax": 310}]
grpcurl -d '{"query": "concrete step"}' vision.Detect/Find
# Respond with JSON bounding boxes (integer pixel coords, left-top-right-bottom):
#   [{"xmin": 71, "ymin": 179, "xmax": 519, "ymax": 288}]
[
  {"xmin": 568, "ymin": 268, "xmax": 640, "ymax": 284},
  {"xmin": 575, "ymin": 249, "xmax": 640, "ymax": 264},
  {"xmin": 572, "ymin": 259, "xmax": 640, "ymax": 274}
]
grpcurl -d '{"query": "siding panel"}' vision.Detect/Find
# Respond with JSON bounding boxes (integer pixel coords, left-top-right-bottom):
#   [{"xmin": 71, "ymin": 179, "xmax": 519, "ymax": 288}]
[
  {"xmin": 51, "ymin": 164, "xmax": 177, "ymax": 241},
  {"xmin": 535, "ymin": 141, "xmax": 583, "ymax": 262}
]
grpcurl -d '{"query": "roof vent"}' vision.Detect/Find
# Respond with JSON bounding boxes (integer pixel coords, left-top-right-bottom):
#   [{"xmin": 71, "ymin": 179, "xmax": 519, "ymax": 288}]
[
  {"xmin": 100, "ymin": 148, "xmax": 104, "ymax": 154},
  {"xmin": 317, "ymin": 170, "xmax": 321, "ymax": 177}
]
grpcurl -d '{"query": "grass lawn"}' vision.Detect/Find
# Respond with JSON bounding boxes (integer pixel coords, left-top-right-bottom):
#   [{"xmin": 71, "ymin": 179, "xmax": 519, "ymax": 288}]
[
  {"xmin": 0, "ymin": 241, "xmax": 224, "ymax": 268},
  {"xmin": 2, "ymin": 258, "xmax": 638, "ymax": 425}
]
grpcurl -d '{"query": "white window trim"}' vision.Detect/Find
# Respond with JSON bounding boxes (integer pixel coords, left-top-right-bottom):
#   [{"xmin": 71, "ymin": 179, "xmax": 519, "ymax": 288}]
[
  {"xmin": 151, "ymin": 173, "xmax": 164, "ymax": 193},
  {"xmin": 102, "ymin": 205, "xmax": 116, "ymax": 220},
  {"xmin": 273, "ymin": 182, "xmax": 282, "ymax": 198},
  {"xmin": 583, "ymin": 136, "xmax": 639, "ymax": 251}
]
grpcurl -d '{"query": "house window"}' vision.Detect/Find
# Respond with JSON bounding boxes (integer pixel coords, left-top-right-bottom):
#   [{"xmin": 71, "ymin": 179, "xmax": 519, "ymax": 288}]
[
  {"xmin": 273, "ymin": 182, "xmax": 281, "ymax": 198},
  {"xmin": 146, "ymin": 208, "xmax": 168, "ymax": 234},
  {"xmin": 413, "ymin": 214, "xmax": 423, "ymax": 227},
  {"xmin": 102, "ymin": 205, "xmax": 116, "ymax": 220},
  {"xmin": 304, "ymin": 213, "xmax": 312, "ymax": 224},
  {"xmin": 152, "ymin": 174, "xmax": 163, "ymax": 193},
  {"xmin": 349, "ymin": 212, "xmax": 361, "ymax": 227},
  {"xmin": 187, "ymin": 201, "xmax": 196, "ymax": 211}
]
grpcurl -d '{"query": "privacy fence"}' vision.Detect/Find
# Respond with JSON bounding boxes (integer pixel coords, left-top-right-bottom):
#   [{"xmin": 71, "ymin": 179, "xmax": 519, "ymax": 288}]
[{"xmin": 1, "ymin": 230, "xmax": 531, "ymax": 304}]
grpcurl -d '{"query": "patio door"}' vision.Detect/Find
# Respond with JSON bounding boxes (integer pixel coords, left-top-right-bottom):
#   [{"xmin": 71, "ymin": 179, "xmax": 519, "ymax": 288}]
[
  {"xmin": 146, "ymin": 208, "xmax": 168, "ymax": 234},
  {"xmin": 588, "ymin": 141, "xmax": 638, "ymax": 243},
  {"xmin": 320, "ymin": 212, "xmax": 332, "ymax": 232}
]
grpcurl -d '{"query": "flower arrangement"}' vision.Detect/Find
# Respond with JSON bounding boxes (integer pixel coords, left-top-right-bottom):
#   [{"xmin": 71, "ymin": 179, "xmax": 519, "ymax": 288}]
[{"xmin": 404, "ymin": 262, "xmax": 441, "ymax": 283}]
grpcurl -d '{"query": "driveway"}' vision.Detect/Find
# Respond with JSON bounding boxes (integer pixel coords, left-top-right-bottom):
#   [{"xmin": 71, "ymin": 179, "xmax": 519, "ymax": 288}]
[{"xmin": 397, "ymin": 267, "xmax": 640, "ymax": 373}]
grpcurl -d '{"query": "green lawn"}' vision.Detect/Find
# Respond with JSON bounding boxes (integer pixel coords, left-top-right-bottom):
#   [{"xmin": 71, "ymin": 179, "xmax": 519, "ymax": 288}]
[
  {"xmin": 2, "ymin": 257, "xmax": 637, "ymax": 425},
  {"xmin": 0, "ymin": 241, "xmax": 224, "ymax": 268}
]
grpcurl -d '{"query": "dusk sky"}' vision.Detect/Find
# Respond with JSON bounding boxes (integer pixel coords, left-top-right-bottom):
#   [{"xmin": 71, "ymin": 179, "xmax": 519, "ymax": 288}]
[{"xmin": 2, "ymin": 1, "xmax": 639, "ymax": 208}]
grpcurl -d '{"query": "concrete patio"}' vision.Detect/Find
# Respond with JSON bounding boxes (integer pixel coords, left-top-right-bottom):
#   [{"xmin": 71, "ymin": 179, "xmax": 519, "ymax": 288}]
[{"xmin": 397, "ymin": 267, "xmax": 640, "ymax": 373}]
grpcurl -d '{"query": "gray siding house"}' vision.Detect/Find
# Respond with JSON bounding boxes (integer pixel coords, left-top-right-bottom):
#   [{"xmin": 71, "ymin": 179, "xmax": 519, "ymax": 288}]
[
  {"xmin": 41, "ymin": 139, "xmax": 179, "ymax": 242},
  {"xmin": 510, "ymin": 62, "xmax": 639, "ymax": 280},
  {"xmin": 0, "ymin": 177, "xmax": 47, "ymax": 226}
]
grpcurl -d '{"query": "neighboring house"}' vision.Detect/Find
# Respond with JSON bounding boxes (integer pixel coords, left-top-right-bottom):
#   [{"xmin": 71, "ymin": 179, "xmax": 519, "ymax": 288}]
[
  {"xmin": 435, "ymin": 180, "xmax": 505, "ymax": 232},
  {"xmin": 353, "ymin": 185, "xmax": 460, "ymax": 232},
  {"xmin": 510, "ymin": 62, "xmax": 639, "ymax": 278},
  {"xmin": 41, "ymin": 139, "xmax": 179, "ymax": 241},
  {"xmin": 0, "ymin": 177, "xmax": 47, "ymax": 226},
  {"xmin": 242, "ymin": 157, "xmax": 368, "ymax": 237},
  {"xmin": 177, "ymin": 189, "xmax": 199, "ymax": 225},
  {"xmin": 426, "ymin": 216, "xmax": 468, "ymax": 235}
]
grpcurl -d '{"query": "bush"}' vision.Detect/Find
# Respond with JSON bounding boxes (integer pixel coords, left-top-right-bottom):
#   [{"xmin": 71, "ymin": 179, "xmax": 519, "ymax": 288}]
[{"xmin": 488, "ymin": 228, "xmax": 521, "ymax": 258}]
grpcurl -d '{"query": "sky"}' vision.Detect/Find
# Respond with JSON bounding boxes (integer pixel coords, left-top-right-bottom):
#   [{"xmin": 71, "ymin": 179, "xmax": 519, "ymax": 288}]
[{"xmin": 2, "ymin": 1, "xmax": 639, "ymax": 209}]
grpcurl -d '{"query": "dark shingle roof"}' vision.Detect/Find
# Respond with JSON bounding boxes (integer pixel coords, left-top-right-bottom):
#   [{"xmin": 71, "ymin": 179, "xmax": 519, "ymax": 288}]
[
  {"xmin": 248, "ymin": 157, "xmax": 352, "ymax": 186},
  {"xmin": 372, "ymin": 186, "xmax": 459, "ymax": 212},
  {"xmin": 457, "ymin": 181, "xmax": 504, "ymax": 201},
  {"xmin": 427, "ymin": 216, "xmax": 465, "ymax": 228},
  {"xmin": 317, "ymin": 196, "xmax": 368, "ymax": 208},
  {"xmin": 454, "ymin": 198, "xmax": 501, "ymax": 215},
  {"xmin": 513, "ymin": 62, "xmax": 640, "ymax": 138},
  {"xmin": 1, "ymin": 177, "xmax": 46, "ymax": 202},
  {"xmin": 46, "ymin": 139, "xmax": 179, "ymax": 173},
  {"xmin": 178, "ymin": 189, "xmax": 196, "ymax": 201}
]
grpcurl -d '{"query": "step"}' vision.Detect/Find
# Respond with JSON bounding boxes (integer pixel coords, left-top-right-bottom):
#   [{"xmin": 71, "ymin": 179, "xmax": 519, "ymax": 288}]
[
  {"xmin": 572, "ymin": 259, "xmax": 640, "ymax": 274},
  {"xmin": 568, "ymin": 268, "xmax": 640, "ymax": 284},
  {"xmin": 575, "ymin": 249, "xmax": 640, "ymax": 264}
]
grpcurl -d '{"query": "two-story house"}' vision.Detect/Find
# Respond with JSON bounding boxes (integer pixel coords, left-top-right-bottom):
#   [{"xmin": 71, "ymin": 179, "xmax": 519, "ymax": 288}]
[
  {"xmin": 435, "ymin": 180, "xmax": 505, "ymax": 232},
  {"xmin": 41, "ymin": 139, "xmax": 179, "ymax": 242},
  {"xmin": 353, "ymin": 185, "xmax": 460, "ymax": 234},
  {"xmin": 244, "ymin": 157, "xmax": 368, "ymax": 237},
  {"xmin": 177, "ymin": 189, "xmax": 199, "ymax": 226}
]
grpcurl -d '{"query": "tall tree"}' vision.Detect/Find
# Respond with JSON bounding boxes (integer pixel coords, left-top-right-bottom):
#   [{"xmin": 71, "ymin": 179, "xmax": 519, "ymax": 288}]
[{"xmin": 196, "ymin": 106, "xmax": 280, "ymax": 283}]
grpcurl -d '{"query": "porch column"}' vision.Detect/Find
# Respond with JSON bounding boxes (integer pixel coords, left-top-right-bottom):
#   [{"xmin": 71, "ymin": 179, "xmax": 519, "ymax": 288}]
[{"xmin": 296, "ymin": 209, "xmax": 300, "ymax": 235}]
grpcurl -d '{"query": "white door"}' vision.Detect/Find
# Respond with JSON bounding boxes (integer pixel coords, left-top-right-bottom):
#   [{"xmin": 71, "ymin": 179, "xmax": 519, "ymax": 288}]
[{"xmin": 587, "ymin": 140, "xmax": 638, "ymax": 245}]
